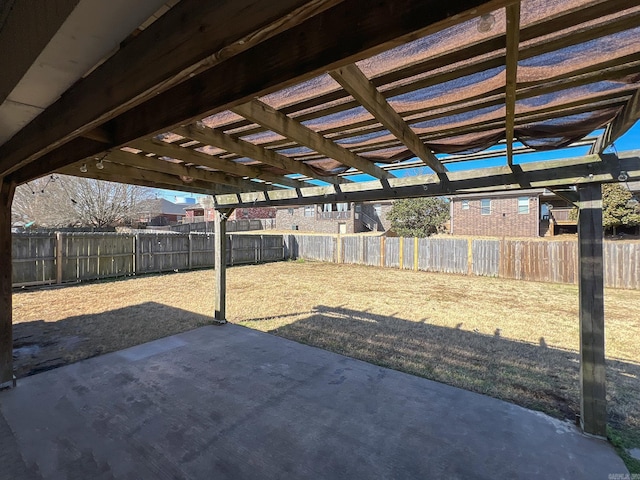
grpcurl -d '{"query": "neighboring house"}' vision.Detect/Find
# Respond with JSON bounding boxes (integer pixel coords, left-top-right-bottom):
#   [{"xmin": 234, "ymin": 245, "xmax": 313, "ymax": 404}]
[
  {"xmin": 137, "ymin": 198, "xmax": 187, "ymax": 226},
  {"xmin": 449, "ymin": 189, "xmax": 575, "ymax": 238},
  {"xmin": 275, "ymin": 201, "xmax": 394, "ymax": 234},
  {"xmin": 183, "ymin": 204, "xmax": 276, "ymax": 223}
]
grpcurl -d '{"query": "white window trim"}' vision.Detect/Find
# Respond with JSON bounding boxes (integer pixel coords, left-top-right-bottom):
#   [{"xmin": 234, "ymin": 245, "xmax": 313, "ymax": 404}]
[{"xmin": 518, "ymin": 197, "xmax": 530, "ymax": 214}]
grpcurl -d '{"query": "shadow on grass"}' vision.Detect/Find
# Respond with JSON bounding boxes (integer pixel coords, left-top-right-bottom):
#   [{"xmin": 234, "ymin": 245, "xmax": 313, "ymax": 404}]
[
  {"xmin": 13, "ymin": 302, "xmax": 214, "ymax": 378},
  {"xmin": 264, "ymin": 305, "xmax": 640, "ymax": 442}
]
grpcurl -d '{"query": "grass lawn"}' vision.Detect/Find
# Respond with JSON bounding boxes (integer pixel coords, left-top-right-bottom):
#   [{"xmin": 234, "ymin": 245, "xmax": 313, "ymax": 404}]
[{"xmin": 12, "ymin": 261, "xmax": 640, "ymax": 471}]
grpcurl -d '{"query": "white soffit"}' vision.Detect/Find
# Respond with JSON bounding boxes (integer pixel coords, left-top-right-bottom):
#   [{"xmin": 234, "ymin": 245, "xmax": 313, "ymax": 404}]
[{"xmin": 0, "ymin": 0, "xmax": 173, "ymax": 146}]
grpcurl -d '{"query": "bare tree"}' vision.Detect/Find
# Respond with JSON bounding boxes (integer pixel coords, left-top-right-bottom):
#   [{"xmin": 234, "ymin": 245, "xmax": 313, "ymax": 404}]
[{"xmin": 12, "ymin": 175, "xmax": 154, "ymax": 228}]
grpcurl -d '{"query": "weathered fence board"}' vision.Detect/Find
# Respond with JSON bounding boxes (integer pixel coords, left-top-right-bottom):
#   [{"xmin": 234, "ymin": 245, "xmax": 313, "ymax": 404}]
[
  {"xmin": 11, "ymin": 232, "xmax": 640, "ymax": 289},
  {"xmin": 418, "ymin": 238, "xmax": 467, "ymax": 274},
  {"xmin": 472, "ymin": 239, "xmax": 499, "ymax": 277},
  {"xmin": 12, "ymin": 234, "xmax": 56, "ymax": 286},
  {"xmin": 11, "ymin": 232, "xmax": 283, "ymax": 286},
  {"xmin": 60, "ymin": 233, "xmax": 135, "ymax": 282},
  {"xmin": 384, "ymin": 238, "xmax": 400, "ymax": 268}
]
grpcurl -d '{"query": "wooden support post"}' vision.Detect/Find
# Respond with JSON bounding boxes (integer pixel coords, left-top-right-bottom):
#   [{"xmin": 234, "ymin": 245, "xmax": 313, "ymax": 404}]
[
  {"xmin": 0, "ymin": 179, "xmax": 16, "ymax": 386},
  {"xmin": 399, "ymin": 237, "xmax": 404, "ymax": 270},
  {"xmin": 56, "ymin": 232, "xmax": 63, "ymax": 284},
  {"xmin": 577, "ymin": 183, "xmax": 607, "ymax": 437},
  {"xmin": 468, "ymin": 238, "xmax": 473, "ymax": 275},
  {"xmin": 414, "ymin": 237, "xmax": 419, "ymax": 271},
  {"xmin": 214, "ymin": 209, "xmax": 233, "ymax": 324},
  {"xmin": 188, "ymin": 233, "xmax": 193, "ymax": 270},
  {"xmin": 380, "ymin": 236, "xmax": 386, "ymax": 267}
]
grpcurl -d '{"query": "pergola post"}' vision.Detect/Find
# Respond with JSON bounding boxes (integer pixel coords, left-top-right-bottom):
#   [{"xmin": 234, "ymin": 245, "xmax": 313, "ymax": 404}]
[
  {"xmin": 577, "ymin": 183, "xmax": 607, "ymax": 437},
  {"xmin": 214, "ymin": 208, "xmax": 233, "ymax": 324},
  {"xmin": 0, "ymin": 178, "xmax": 16, "ymax": 387}
]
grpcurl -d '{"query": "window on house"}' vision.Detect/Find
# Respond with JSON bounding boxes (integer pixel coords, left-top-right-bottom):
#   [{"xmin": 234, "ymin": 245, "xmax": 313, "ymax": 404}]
[
  {"xmin": 461, "ymin": 200, "xmax": 469, "ymax": 210},
  {"xmin": 518, "ymin": 197, "xmax": 529, "ymax": 214},
  {"xmin": 304, "ymin": 205, "xmax": 315, "ymax": 217},
  {"xmin": 287, "ymin": 208, "xmax": 294, "ymax": 215},
  {"xmin": 337, "ymin": 202, "xmax": 349, "ymax": 212},
  {"xmin": 480, "ymin": 199, "xmax": 491, "ymax": 215}
]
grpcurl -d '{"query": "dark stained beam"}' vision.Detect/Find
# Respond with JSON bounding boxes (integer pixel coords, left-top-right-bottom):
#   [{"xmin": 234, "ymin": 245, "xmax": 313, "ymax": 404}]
[
  {"xmin": 102, "ymin": 149, "xmax": 264, "ymax": 192},
  {"xmin": 0, "ymin": 177, "xmax": 16, "ymax": 385},
  {"xmin": 175, "ymin": 124, "xmax": 347, "ymax": 185},
  {"xmin": 0, "ymin": 0, "xmax": 342, "ymax": 176},
  {"xmin": 128, "ymin": 138, "xmax": 307, "ymax": 189},
  {"xmin": 0, "ymin": 0, "xmax": 79, "ymax": 104},
  {"xmin": 4, "ymin": 0, "xmax": 515, "ymax": 183},
  {"xmin": 577, "ymin": 183, "xmax": 607, "ymax": 437},
  {"xmin": 233, "ymin": 100, "xmax": 392, "ymax": 179},
  {"xmin": 504, "ymin": 3, "xmax": 520, "ymax": 166},
  {"xmin": 57, "ymin": 163, "xmax": 234, "ymax": 195},
  {"xmin": 213, "ymin": 150, "xmax": 640, "ymax": 207},
  {"xmin": 329, "ymin": 63, "xmax": 445, "ymax": 173}
]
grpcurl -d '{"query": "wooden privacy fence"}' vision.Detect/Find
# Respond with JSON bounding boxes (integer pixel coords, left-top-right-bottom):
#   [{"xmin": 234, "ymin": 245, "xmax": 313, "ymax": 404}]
[
  {"xmin": 12, "ymin": 232, "xmax": 284, "ymax": 287},
  {"xmin": 283, "ymin": 234, "xmax": 640, "ymax": 289}
]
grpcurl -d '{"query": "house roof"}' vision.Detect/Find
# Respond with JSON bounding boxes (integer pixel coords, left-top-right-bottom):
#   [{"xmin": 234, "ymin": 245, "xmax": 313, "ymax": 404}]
[
  {"xmin": 139, "ymin": 198, "xmax": 187, "ymax": 216},
  {"xmin": 0, "ymin": 1, "xmax": 639, "ymax": 207}
]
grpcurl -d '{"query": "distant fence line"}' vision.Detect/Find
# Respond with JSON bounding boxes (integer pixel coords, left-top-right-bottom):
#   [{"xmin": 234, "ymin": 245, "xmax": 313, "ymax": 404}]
[
  {"xmin": 12, "ymin": 232, "xmax": 283, "ymax": 287},
  {"xmin": 283, "ymin": 234, "xmax": 640, "ymax": 290},
  {"xmin": 12, "ymin": 232, "xmax": 640, "ymax": 290}
]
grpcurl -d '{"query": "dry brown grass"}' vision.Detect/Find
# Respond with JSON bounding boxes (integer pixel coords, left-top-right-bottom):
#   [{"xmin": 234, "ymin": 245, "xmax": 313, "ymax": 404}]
[{"xmin": 12, "ymin": 261, "xmax": 640, "ymax": 464}]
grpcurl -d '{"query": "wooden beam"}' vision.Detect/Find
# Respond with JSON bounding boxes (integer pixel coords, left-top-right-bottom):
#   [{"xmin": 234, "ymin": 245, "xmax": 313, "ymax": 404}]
[
  {"xmin": 104, "ymin": 149, "xmax": 271, "ymax": 192},
  {"xmin": 129, "ymin": 138, "xmax": 307, "ymax": 189},
  {"xmin": 5, "ymin": 0, "xmax": 510, "ymax": 183},
  {"xmin": 0, "ymin": 178, "xmax": 16, "ymax": 385},
  {"xmin": 234, "ymin": 100, "xmax": 392, "ymax": 179},
  {"xmin": 505, "ymin": 3, "xmax": 520, "ymax": 166},
  {"xmin": 219, "ymin": 1, "xmax": 640, "ymax": 138},
  {"xmin": 0, "ymin": 0, "xmax": 79, "ymax": 104},
  {"xmin": 213, "ymin": 150, "xmax": 640, "ymax": 207},
  {"xmin": 577, "ymin": 183, "xmax": 607, "ymax": 437},
  {"xmin": 214, "ymin": 208, "xmax": 234, "ymax": 324},
  {"xmin": 175, "ymin": 124, "xmax": 347, "ymax": 185},
  {"xmin": 57, "ymin": 163, "xmax": 233, "ymax": 195},
  {"xmin": 600, "ymin": 89, "xmax": 640, "ymax": 152},
  {"xmin": 0, "ymin": 0, "xmax": 341, "ymax": 175},
  {"xmin": 329, "ymin": 63, "xmax": 445, "ymax": 173}
]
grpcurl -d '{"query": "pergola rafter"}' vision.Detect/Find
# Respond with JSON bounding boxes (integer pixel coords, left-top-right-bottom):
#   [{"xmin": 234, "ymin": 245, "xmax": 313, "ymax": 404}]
[{"xmin": 232, "ymin": 100, "xmax": 393, "ymax": 180}]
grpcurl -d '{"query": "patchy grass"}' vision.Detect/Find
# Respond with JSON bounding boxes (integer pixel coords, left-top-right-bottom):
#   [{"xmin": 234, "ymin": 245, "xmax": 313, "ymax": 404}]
[{"xmin": 13, "ymin": 262, "xmax": 640, "ymax": 471}]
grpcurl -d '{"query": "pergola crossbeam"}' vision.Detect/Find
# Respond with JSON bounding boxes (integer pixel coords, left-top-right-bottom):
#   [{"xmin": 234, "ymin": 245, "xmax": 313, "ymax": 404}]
[
  {"xmin": 128, "ymin": 138, "xmax": 306, "ymax": 190},
  {"xmin": 233, "ymin": 100, "xmax": 393, "ymax": 180},
  {"xmin": 329, "ymin": 63, "xmax": 445, "ymax": 174},
  {"xmin": 174, "ymin": 124, "xmax": 347, "ymax": 186}
]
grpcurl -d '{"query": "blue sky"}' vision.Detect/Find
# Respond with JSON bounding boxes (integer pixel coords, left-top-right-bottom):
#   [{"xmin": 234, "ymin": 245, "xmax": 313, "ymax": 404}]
[{"xmin": 157, "ymin": 122, "xmax": 640, "ymax": 202}]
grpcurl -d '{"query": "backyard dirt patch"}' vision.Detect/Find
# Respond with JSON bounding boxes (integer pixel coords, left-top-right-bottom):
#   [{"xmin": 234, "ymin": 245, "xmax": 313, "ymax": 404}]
[{"xmin": 12, "ymin": 261, "xmax": 640, "ymax": 469}]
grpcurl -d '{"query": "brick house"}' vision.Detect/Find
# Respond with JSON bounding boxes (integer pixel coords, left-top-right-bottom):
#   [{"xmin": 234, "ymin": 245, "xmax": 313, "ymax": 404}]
[
  {"xmin": 276, "ymin": 201, "xmax": 394, "ymax": 233},
  {"xmin": 183, "ymin": 204, "xmax": 276, "ymax": 223},
  {"xmin": 449, "ymin": 189, "xmax": 576, "ymax": 237}
]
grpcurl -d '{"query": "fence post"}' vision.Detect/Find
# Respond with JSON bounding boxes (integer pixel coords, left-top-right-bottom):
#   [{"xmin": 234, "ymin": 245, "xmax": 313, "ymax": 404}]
[
  {"xmin": 337, "ymin": 235, "xmax": 342, "ymax": 264},
  {"xmin": 414, "ymin": 237, "xmax": 419, "ymax": 271},
  {"xmin": 188, "ymin": 233, "xmax": 193, "ymax": 270},
  {"xmin": 380, "ymin": 236, "xmax": 385, "ymax": 267},
  {"xmin": 135, "ymin": 233, "xmax": 141, "ymax": 275},
  {"xmin": 359, "ymin": 235, "xmax": 365, "ymax": 264},
  {"xmin": 467, "ymin": 238, "xmax": 473, "ymax": 275},
  {"xmin": 56, "ymin": 232, "xmax": 63, "ymax": 284},
  {"xmin": 399, "ymin": 237, "xmax": 404, "ymax": 270}
]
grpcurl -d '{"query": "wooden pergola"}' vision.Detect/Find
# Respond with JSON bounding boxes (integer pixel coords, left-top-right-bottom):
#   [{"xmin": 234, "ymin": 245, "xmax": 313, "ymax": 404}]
[{"xmin": 1, "ymin": 0, "xmax": 639, "ymax": 437}]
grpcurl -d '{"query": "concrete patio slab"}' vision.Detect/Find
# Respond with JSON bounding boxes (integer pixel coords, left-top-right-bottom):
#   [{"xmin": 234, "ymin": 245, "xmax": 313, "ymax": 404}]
[{"xmin": 0, "ymin": 324, "xmax": 628, "ymax": 479}]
